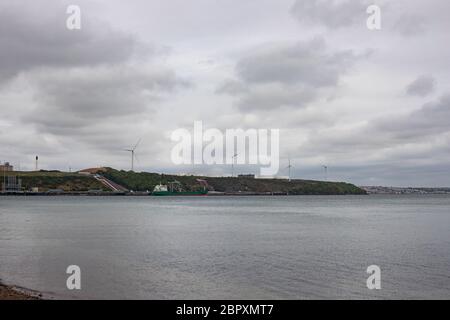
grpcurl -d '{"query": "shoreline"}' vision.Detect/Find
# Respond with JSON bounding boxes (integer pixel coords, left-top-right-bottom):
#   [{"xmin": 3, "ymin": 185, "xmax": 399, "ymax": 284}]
[
  {"xmin": 1, "ymin": 192, "xmax": 449, "ymax": 197},
  {"xmin": 0, "ymin": 282, "xmax": 42, "ymax": 300},
  {"xmin": 0, "ymin": 191, "xmax": 368, "ymax": 196}
]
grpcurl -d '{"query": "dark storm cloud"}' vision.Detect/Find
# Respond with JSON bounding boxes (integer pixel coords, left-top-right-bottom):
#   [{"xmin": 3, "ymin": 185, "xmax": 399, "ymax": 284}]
[
  {"xmin": 219, "ymin": 38, "xmax": 362, "ymax": 111},
  {"xmin": 406, "ymin": 75, "xmax": 436, "ymax": 97}
]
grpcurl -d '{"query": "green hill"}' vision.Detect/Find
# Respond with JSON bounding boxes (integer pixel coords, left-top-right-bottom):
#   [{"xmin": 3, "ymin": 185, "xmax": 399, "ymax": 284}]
[
  {"xmin": 101, "ymin": 168, "xmax": 366, "ymax": 195},
  {"xmin": 3, "ymin": 168, "xmax": 366, "ymax": 195},
  {"xmin": 7, "ymin": 171, "xmax": 107, "ymax": 192}
]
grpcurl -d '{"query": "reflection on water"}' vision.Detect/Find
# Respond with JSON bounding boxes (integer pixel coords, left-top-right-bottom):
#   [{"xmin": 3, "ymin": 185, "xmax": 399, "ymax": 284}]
[{"xmin": 1, "ymin": 195, "xmax": 449, "ymax": 299}]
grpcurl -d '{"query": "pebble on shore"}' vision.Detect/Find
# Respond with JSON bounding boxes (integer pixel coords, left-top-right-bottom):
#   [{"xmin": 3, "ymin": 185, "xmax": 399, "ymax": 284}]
[{"xmin": 0, "ymin": 283, "xmax": 41, "ymax": 300}]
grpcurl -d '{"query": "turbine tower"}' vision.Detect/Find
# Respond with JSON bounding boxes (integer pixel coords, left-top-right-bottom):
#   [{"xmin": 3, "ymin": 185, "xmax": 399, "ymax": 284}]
[
  {"xmin": 125, "ymin": 139, "xmax": 141, "ymax": 172},
  {"xmin": 286, "ymin": 157, "xmax": 293, "ymax": 182},
  {"xmin": 322, "ymin": 165, "xmax": 328, "ymax": 181},
  {"xmin": 231, "ymin": 153, "xmax": 238, "ymax": 177}
]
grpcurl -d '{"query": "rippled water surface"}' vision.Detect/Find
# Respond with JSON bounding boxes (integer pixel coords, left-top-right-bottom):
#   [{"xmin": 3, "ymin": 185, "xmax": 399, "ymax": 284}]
[{"xmin": 1, "ymin": 195, "xmax": 449, "ymax": 299}]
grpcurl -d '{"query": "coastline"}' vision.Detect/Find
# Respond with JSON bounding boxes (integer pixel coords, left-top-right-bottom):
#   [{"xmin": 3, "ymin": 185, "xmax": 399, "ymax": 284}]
[
  {"xmin": 0, "ymin": 282, "xmax": 42, "ymax": 300},
  {"xmin": 0, "ymin": 191, "xmax": 366, "ymax": 196},
  {"xmin": 3, "ymin": 168, "xmax": 367, "ymax": 196}
]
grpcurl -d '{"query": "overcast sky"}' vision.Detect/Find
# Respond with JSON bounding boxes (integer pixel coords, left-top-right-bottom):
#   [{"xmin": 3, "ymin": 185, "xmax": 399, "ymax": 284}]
[{"xmin": 0, "ymin": 0, "xmax": 449, "ymax": 187}]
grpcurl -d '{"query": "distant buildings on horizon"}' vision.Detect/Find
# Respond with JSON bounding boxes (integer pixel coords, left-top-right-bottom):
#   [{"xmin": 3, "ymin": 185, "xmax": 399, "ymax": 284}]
[
  {"xmin": 360, "ymin": 186, "xmax": 450, "ymax": 194},
  {"xmin": 0, "ymin": 162, "xmax": 13, "ymax": 172}
]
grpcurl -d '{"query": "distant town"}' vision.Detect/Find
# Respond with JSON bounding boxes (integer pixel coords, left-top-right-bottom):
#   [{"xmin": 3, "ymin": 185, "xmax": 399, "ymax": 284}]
[{"xmin": 360, "ymin": 186, "xmax": 450, "ymax": 195}]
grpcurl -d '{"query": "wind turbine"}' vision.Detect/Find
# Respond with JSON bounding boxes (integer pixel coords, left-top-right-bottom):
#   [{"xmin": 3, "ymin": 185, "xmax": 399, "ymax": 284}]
[
  {"xmin": 125, "ymin": 139, "xmax": 141, "ymax": 172},
  {"xmin": 286, "ymin": 157, "xmax": 293, "ymax": 182},
  {"xmin": 322, "ymin": 165, "xmax": 328, "ymax": 181},
  {"xmin": 231, "ymin": 153, "xmax": 238, "ymax": 177}
]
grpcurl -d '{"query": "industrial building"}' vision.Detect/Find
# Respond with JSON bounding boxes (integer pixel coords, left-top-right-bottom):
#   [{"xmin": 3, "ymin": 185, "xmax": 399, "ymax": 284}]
[
  {"xmin": 1, "ymin": 176, "xmax": 22, "ymax": 192},
  {"xmin": 0, "ymin": 162, "xmax": 13, "ymax": 172}
]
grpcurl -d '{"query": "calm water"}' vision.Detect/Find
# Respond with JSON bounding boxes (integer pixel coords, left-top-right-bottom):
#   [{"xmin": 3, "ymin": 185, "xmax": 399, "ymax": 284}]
[{"xmin": 0, "ymin": 195, "xmax": 449, "ymax": 299}]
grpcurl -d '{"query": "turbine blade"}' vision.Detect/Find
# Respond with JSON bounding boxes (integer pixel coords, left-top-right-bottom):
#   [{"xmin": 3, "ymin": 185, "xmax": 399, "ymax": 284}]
[{"xmin": 133, "ymin": 138, "xmax": 142, "ymax": 151}]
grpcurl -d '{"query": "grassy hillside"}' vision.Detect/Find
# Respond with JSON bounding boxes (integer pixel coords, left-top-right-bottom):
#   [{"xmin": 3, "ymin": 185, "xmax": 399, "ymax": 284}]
[
  {"xmin": 102, "ymin": 168, "xmax": 366, "ymax": 195},
  {"xmin": 3, "ymin": 168, "xmax": 366, "ymax": 195},
  {"xmin": 205, "ymin": 176, "xmax": 365, "ymax": 195},
  {"xmin": 6, "ymin": 171, "xmax": 107, "ymax": 192}
]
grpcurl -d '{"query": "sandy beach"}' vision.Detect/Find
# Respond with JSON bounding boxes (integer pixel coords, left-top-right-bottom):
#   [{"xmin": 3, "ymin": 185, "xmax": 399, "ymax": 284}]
[{"xmin": 0, "ymin": 282, "xmax": 42, "ymax": 300}]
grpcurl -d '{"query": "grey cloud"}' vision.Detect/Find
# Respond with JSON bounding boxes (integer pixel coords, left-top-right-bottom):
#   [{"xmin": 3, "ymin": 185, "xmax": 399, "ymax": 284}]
[
  {"xmin": 290, "ymin": 0, "xmax": 370, "ymax": 29},
  {"xmin": 237, "ymin": 84, "xmax": 317, "ymax": 111},
  {"xmin": 236, "ymin": 38, "xmax": 356, "ymax": 87},
  {"xmin": 216, "ymin": 80, "xmax": 247, "ymax": 95},
  {"xmin": 23, "ymin": 65, "xmax": 184, "ymax": 136},
  {"xmin": 0, "ymin": 0, "xmax": 189, "ymax": 155},
  {"xmin": 406, "ymin": 75, "xmax": 436, "ymax": 97},
  {"xmin": 0, "ymin": 0, "xmax": 139, "ymax": 81},
  {"xmin": 291, "ymin": 0, "xmax": 434, "ymax": 38},
  {"xmin": 1, "ymin": 0, "xmax": 449, "ymax": 186},
  {"xmin": 303, "ymin": 95, "xmax": 450, "ymax": 156},
  {"xmin": 375, "ymin": 94, "xmax": 450, "ymax": 139},
  {"xmin": 394, "ymin": 14, "xmax": 427, "ymax": 36},
  {"xmin": 220, "ymin": 38, "xmax": 361, "ymax": 112}
]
